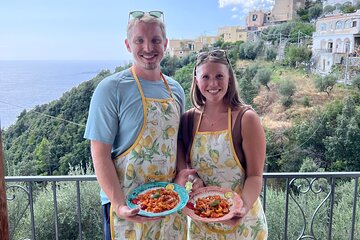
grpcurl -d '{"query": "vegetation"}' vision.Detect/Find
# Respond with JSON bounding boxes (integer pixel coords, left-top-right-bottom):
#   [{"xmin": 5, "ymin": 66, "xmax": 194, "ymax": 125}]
[
  {"xmin": 3, "ymin": 28, "xmax": 359, "ymax": 176},
  {"xmin": 314, "ymin": 74, "xmax": 337, "ymax": 96},
  {"xmin": 279, "ymin": 80, "xmax": 296, "ymax": 107},
  {"xmin": 7, "ymin": 167, "xmax": 102, "ymax": 240},
  {"xmin": 3, "ymin": 20, "xmax": 360, "ymax": 239}
]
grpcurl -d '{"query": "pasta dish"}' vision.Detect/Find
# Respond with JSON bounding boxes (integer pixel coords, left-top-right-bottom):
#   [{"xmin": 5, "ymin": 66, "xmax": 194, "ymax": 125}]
[
  {"xmin": 134, "ymin": 188, "xmax": 180, "ymax": 213},
  {"xmin": 194, "ymin": 195, "xmax": 230, "ymax": 218}
]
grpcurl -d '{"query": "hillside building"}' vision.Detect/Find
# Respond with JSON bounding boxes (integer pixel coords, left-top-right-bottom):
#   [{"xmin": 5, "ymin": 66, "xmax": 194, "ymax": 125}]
[
  {"xmin": 271, "ymin": 0, "xmax": 305, "ymax": 22},
  {"xmin": 168, "ymin": 35, "xmax": 218, "ymax": 58},
  {"xmin": 218, "ymin": 26, "xmax": 248, "ymax": 43},
  {"xmin": 312, "ymin": 10, "xmax": 360, "ymax": 74},
  {"xmin": 246, "ymin": 10, "xmax": 272, "ymax": 41},
  {"xmin": 323, "ymin": 0, "xmax": 357, "ymax": 7}
]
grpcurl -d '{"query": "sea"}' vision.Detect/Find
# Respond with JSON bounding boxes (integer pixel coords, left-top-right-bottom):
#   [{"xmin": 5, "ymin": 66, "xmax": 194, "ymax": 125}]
[{"xmin": 0, "ymin": 60, "xmax": 127, "ymax": 129}]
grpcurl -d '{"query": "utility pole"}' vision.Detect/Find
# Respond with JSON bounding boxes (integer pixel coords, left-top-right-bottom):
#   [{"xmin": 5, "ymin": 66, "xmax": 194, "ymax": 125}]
[
  {"xmin": 344, "ymin": 54, "xmax": 349, "ymax": 85},
  {"xmin": 0, "ymin": 123, "xmax": 10, "ymax": 240}
]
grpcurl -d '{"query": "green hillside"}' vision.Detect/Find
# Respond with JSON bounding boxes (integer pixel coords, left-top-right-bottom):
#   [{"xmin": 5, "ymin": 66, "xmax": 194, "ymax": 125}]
[{"xmin": 2, "ymin": 54, "xmax": 360, "ymax": 177}]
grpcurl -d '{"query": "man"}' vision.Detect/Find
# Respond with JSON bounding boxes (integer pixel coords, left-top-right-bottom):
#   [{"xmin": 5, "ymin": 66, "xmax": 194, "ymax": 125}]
[{"xmin": 84, "ymin": 11, "xmax": 187, "ymax": 240}]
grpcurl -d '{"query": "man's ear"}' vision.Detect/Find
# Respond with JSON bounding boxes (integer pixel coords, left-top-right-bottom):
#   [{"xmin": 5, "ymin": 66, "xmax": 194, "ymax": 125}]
[{"xmin": 125, "ymin": 39, "xmax": 131, "ymax": 52}]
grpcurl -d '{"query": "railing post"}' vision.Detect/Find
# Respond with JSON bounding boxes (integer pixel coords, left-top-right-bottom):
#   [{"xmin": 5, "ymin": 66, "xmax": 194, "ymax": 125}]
[{"xmin": 0, "ymin": 126, "xmax": 10, "ymax": 239}]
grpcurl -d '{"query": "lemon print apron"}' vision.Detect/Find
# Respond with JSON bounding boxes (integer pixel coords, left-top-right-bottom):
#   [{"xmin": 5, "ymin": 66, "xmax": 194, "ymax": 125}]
[
  {"xmin": 189, "ymin": 108, "xmax": 268, "ymax": 240},
  {"xmin": 110, "ymin": 67, "xmax": 187, "ymax": 240}
]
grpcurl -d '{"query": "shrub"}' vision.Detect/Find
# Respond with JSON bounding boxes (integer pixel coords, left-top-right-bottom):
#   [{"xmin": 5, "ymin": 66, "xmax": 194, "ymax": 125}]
[
  {"xmin": 314, "ymin": 74, "xmax": 337, "ymax": 96},
  {"xmin": 281, "ymin": 97, "xmax": 293, "ymax": 108},
  {"xmin": 255, "ymin": 68, "xmax": 272, "ymax": 91},
  {"xmin": 352, "ymin": 74, "xmax": 360, "ymax": 90},
  {"xmin": 302, "ymin": 96, "xmax": 311, "ymax": 107},
  {"xmin": 9, "ymin": 167, "xmax": 102, "ymax": 240},
  {"xmin": 266, "ymin": 47, "xmax": 277, "ymax": 61},
  {"xmin": 279, "ymin": 80, "xmax": 296, "ymax": 98},
  {"xmin": 265, "ymin": 179, "xmax": 360, "ymax": 239}
]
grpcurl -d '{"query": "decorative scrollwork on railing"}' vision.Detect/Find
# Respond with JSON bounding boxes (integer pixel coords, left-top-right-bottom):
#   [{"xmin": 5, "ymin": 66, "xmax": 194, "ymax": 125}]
[
  {"xmin": 6, "ymin": 184, "xmax": 31, "ymax": 240},
  {"xmin": 288, "ymin": 177, "xmax": 332, "ymax": 240}
]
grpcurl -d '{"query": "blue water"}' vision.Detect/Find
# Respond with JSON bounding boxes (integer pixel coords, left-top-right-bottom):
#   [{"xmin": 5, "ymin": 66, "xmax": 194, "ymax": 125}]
[{"xmin": 0, "ymin": 60, "xmax": 127, "ymax": 129}]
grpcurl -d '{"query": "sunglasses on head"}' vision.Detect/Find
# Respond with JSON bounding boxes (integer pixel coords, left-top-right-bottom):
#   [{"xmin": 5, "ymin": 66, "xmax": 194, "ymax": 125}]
[
  {"xmin": 128, "ymin": 11, "xmax": 164, "ymax": 22},
  {"xmin": 197, "ymin": 49, "xmax": 229, "ymax": 63}
]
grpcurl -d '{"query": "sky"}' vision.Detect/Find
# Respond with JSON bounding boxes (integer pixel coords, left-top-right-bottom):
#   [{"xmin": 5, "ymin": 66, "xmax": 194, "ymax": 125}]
[{"xmin": 0, "ymin": 0, "xmax": 274, "ymax": 61}]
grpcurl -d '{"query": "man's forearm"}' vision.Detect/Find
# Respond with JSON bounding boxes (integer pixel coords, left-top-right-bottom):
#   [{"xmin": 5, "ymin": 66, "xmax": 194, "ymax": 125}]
[{"xmin": 94, "ymin": 157, "xmax": 125, "ymax": 207}]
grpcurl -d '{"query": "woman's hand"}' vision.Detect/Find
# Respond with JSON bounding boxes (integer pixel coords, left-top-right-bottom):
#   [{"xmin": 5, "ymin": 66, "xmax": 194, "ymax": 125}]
[
  {"xmin": 113, "ymin": 204, "xmax": 163, "ymax": 223},
  {"xmin": 219, "ymin": 196, "xmax": 247, "ymax": 227},
  {"xmin": 174, "ymin": 169, "xmax": 204, "ymax": 191}
]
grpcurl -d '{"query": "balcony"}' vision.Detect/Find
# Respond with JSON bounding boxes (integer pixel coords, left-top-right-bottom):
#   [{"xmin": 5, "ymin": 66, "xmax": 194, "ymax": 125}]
[{"xmin": 4, "ymin": 172, "xmax": 360, "ymax": 240}]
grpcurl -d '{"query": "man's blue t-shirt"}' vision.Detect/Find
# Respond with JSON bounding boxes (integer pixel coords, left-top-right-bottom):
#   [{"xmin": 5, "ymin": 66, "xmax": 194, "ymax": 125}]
[{"xmin": 84, "ymin": 68, "xmax": 185, "ymax": 204}]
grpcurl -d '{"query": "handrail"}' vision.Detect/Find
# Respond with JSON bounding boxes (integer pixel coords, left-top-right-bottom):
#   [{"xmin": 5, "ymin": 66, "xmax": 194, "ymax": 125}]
[
  {"xmin": 5, "ymin": 175, "xmax": 97, "ymax": 182},
  {"xmin": 5, "ymin": 172, "xmax": 360, "ymax": 240},
  {"xmin": 5, "ymin": 172, "xmax": 360, "ymax": 181}
]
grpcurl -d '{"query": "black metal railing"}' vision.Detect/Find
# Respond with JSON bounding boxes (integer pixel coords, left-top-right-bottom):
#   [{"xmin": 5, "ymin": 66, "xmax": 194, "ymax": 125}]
[{"xmin": 5, "ymin": 172, "xmax": 360, "ymax": 240}]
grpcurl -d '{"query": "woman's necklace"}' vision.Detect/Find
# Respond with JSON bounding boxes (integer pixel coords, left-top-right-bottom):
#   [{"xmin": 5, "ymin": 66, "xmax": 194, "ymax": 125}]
[{"xmin": 202, "ymin": 112, "xmax": 227, "ymax": 127}]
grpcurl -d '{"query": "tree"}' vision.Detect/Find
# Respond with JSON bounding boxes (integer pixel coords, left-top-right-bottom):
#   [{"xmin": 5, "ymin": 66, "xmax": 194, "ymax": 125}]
[
  {"xmin": 266, "ymin": 47, "xmax": 277, "ymax": 61},
  {"xmin": 323, "ymin": 5, "xmax": 336, "ymax": 14},
  {"xmin": 340, "ymin": 2, "xmax": 357, "ymax": 13},
  {"xmin": 279, "ymin": 80, "xmax": 296, "ymax": 107},
  {"xmin": 161, "ymin": 55, "xmax": 180, "ymax": 76},
  {"xmin": 314, "ymin": 74, "xmax": 337, "ymax": 96},
  {"xmin": 255, "ymin": 68, "xmax": 272, "ymax": 91},
  {"xmin": 238, "ymin": 77, "xmax": 258, "ymax": 105},
  {"xmin": 174, "ymin": 63, "xmax": 195, "ymax": 110},
  {"xmin": 308, "ymin": 4, "xmax": 323, "ymax": 20},
  {"xmin": 239, "ymin": 42, "xmax": 259, "ymax": 60},
  {"xmin": 213, "ymin": 35, "xmax": 224, "ymax": 48},
  {"xmin": 351, "ymin": 74, "xmax": 360, "ymax": 90},
  {"xmin": 285, "ymin": 46, "xmax": 312, "ymax": 68},
  {"xmin": 324, "ymin": 97, "xmax": 360, "ymax": 171},
  {"xmin": 35, "ymin": 138, "xmax": 56, "ymax": 175}
]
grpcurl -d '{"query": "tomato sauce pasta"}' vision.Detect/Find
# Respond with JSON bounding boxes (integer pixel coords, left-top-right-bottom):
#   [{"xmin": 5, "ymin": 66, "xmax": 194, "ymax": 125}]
[
  {"xmin": 137, "ymin": 188, "xmax": 180, "ymax": 213},
  {"xmin": 194, "ymin": 195, "xmax": 230, "ymax": 218}
]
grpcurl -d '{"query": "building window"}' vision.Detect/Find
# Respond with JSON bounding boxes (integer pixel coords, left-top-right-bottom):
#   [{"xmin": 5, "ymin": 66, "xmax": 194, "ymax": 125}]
[
  {"xmin": 320, "ymin": 23, "xmax": 327, "ymax": 31},
  {"xmin": 345, "ymin": 20, "xmax": 351, "ymax": 28},
  {"xmin": 345, "ymin": 41, "xmax": 350, "ymax": 53},
  {"xmin": 335, "ymin": 21, "xmax": 343, "ymax": 29},
  {"xmin": 188, "ymin": 44, "xmax": 194, "ymax": 51},
  {"xmin": 252, "ymin": 14, "xmax": 257, "ymax": 21},
  {"xmin": 353, "ymin": 21, "xmax": 357, "ymax": 27},
  {"xmin": 179, "ymin": 51, "xmax": 183, "ymax": 54},
  {"xmin": 328, "ymin": 42, "xmax": 333, "ymax": 52}
]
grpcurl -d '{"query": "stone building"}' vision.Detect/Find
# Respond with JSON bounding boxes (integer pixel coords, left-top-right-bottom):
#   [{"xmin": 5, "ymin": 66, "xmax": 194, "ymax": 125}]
[
  {"xmin": 168, "ymin": 35, "xmax": 218, "ymax": 58},
  {"xmin": 312, "ymin": 10, "xmax": 360, "ymax": 74},
  {"xmin": 217, "ymin": 26, "xmax": 248, "ymax": 43},
  {"xmin": 271, "ymin": 0, "xmax": 305, "ymax": 22}
]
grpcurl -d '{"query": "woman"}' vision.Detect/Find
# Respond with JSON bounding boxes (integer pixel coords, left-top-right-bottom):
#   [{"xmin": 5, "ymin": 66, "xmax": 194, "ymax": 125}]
[{"xmin": 177, "ymin": 49, "xmax": 268, "ymax": 239}]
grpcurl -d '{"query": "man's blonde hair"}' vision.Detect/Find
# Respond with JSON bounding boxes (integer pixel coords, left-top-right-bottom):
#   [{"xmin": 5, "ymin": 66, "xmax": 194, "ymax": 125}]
[{"xmin": 127, "ymin": 13, "xmax": 166, "ymax": 40}]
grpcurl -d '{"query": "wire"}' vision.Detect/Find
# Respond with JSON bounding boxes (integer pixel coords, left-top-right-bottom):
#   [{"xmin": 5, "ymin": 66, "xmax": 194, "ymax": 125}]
[
  {"xmin": 0, "ymin": 100, "xmax": 85, "ymax": 127},
  {"xmin": 265, "ymin": 105, "xmax": 328, "ymax": 159}
]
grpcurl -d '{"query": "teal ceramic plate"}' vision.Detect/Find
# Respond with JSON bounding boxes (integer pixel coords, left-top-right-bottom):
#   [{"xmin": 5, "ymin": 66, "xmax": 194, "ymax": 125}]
[{"xmin": 126, "ymin": 182, "xmax": 189, "ymax": 217}]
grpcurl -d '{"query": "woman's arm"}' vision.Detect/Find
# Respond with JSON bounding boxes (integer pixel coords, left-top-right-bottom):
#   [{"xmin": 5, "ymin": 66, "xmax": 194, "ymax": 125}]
[
  {"xmin": 239, "ymin": 110, "xmax": 266, "ymax": 216},
  {"xmin": 174, "ymin": 111, "xmax": 204, "ymax": 190}
]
